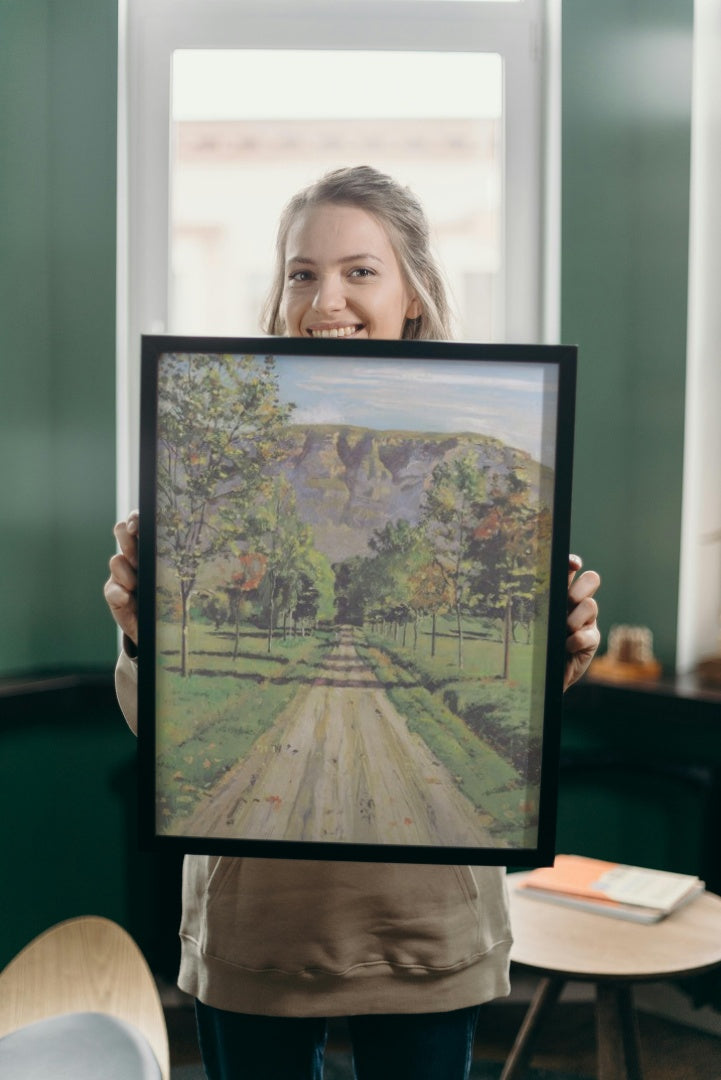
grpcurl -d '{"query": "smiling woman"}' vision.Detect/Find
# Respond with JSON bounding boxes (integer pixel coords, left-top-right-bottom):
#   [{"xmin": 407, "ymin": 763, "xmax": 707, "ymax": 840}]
[
  {"xmin": 282, "ymin": 205, "xmax": 420, "ymax": 340},
  {"xmin": 263, "ymin": 167, "xmax": 452, "ymax": 342}
]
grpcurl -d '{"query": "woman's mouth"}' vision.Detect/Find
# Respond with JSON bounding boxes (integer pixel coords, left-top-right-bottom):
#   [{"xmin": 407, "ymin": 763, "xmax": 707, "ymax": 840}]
[{"xmin": 307, "ymin": 324, "xmax": 364, "ymax": 339}]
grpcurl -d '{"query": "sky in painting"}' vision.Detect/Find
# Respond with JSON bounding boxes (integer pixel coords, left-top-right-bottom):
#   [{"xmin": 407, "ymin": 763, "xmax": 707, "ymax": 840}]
[{"xmin": 273, "ymin": 355, "xmax": 558, "ymax": 466}]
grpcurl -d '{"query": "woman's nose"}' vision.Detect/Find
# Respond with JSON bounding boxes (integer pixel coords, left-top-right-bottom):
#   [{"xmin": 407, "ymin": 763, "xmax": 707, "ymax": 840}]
[{"xmin": 312, "ymin": 274, "xmax": 345, "ymax": 314}]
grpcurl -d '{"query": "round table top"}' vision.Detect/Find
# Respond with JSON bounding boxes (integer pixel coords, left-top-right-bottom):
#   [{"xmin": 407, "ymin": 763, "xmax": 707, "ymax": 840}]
[{"xmin": 508, "ymin": 872, "xmax": 721, "ymax": 981}]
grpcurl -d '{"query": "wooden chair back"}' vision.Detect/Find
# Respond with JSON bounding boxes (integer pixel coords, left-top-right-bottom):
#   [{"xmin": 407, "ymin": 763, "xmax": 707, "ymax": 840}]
[{"xmin": 0, "ymin": 915, "xmax": 170, "ymax": 1080}]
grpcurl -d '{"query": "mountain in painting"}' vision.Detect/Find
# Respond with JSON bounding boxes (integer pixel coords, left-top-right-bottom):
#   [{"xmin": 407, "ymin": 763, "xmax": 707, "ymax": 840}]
[{"xmin": 277, "ymin": 424, "xmax": 550, "ymax": 562}]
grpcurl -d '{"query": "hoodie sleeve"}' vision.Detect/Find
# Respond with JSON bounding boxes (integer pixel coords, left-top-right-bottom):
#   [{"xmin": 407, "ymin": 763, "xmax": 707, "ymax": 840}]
[{"xmin": 115, "ymin": 644, "xmax": 139, "ymax": 736}]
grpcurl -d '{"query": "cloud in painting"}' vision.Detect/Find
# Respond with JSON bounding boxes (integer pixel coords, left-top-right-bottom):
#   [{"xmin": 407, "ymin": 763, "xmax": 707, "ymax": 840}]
[{"xmin": 276, "ymin": 357, "xmax": 557, "ymax": 465}]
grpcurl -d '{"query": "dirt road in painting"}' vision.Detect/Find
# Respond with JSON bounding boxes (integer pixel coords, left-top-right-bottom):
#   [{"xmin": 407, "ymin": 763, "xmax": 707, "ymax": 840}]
[{"xmin": 183, "ymin": 627, "xmax": 499, "ymax": 848}]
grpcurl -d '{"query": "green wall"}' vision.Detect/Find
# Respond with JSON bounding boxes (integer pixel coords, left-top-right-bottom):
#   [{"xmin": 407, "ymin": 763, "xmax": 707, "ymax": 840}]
[
  {"xmin": 0, "ymin": 0, "xmax": 118, "ymax": 676},
  {"xmin": 0, "ymin": 0, "xmax": 132, "ymax": 970},
  {"xmin": 0, "ymin": 683, "xmax": 183, "ymax": 973},
  {"xmin": 562, "ymin": 0, "xmax": 693, "ymax": 670}
]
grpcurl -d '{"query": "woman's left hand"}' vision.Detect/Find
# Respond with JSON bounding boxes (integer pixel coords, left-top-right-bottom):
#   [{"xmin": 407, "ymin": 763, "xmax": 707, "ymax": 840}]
[{"xmin": 564, "ymin": 555, "xmax": 601, "ymax": 691}]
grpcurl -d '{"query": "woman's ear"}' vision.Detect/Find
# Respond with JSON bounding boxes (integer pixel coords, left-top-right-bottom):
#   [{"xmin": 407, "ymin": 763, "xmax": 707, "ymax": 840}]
[{"xmin": 406, "ymin": 296, "xmax": 422, "ymax": 320}]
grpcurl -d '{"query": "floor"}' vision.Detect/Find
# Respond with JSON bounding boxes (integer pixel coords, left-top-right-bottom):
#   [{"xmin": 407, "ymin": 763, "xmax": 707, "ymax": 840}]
[
  {"xmin": 473, "ymin": 999, "xmax": 721, "ymax": 1079},
  {"xmin": 164, "ymin": 979, "xmax": 721, "ymax": 1079}
]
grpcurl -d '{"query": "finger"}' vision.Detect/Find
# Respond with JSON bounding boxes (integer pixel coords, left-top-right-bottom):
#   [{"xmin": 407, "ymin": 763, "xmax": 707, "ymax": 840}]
[
  {"xmin": 566, "ymin": 623, "xmax": 601, "ymax": 657},
  {"xmin": 566, "ymin": 594, "xmax": 599, "ymax": 634},
  {"xmin": 113, "ymin": 517, "xmax": 139, "ymax": 568},
  {"xmin": 103, "ymin": 579, "xmax": 138, "ymax": 642},
  {"xmin": 108, "ymin": 552, "xmax": 137, "ymax": 593},
  {"xmin": 103, "ymin": 577, "xmax": 132, "ymax": 613},
  {"xmin": 568, "ymin": 569, "xmax": 601, "ymax": 607}
]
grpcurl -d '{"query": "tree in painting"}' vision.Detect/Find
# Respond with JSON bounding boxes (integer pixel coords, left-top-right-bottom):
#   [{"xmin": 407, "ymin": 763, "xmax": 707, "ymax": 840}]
[
  {"xmin": 156, "ymin": 353, "xmax": 291, "ymax": 676},
  {"xmin": 421, "ymin": 453, "xmax": 488, "ymax": 670},
  {"xmin": 250, "ymin": 476, "xmax": 334, "ymax": 652},
  {"xmin": 223, "ymin": 552, "xmax": 268, "ymax": 660},
  {"xmin": 469, "ymin": 469, "xmax": 547, "ymax": 680}
]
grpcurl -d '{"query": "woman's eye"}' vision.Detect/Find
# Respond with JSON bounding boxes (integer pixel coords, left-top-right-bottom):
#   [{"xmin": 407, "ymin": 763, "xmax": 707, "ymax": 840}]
[
  {"xmin": 349, "ymin": 267, "xmax": 375, "ymax": 279},
  {"xmin": 288, "ymin": 269, "xmax": 313, "ymax": 283}
]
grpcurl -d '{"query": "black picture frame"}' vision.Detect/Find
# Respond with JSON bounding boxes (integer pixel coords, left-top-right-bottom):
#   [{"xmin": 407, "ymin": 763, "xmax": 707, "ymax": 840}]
[{"xmin": 138, "ymin": 335, "xmax": 576, "ymax": 866}]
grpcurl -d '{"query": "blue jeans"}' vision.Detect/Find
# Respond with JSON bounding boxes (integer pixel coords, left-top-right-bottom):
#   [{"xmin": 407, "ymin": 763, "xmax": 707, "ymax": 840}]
[{"xmin": 195, "ymin": 1000, "xmax": 481, "ymax": 1080}]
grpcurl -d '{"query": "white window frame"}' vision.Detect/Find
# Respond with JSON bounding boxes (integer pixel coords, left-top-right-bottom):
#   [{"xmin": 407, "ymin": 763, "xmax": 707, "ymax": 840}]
[
  {"xmin": 117, "ymin": 0, "xmax": 559, "ymax": 513},
  {"xmin": 676, "ymin": 0, "xmax": 721, "ymax": 675}
]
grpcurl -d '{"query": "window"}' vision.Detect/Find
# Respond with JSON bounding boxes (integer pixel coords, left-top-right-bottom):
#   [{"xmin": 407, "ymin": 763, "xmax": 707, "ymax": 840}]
[
  {"xmin": 169, "ymin": 49, "xmax": 503, "ymax": 340},
  {"xmin": 117, "ymin": 0, "xmax": 557, "ymax": 511}
]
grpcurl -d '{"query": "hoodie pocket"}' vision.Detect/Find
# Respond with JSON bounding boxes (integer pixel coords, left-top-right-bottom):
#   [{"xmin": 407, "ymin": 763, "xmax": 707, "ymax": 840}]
[{"xmin": 182, "ymin": 857, "xmax": 509, "ymax": 976}]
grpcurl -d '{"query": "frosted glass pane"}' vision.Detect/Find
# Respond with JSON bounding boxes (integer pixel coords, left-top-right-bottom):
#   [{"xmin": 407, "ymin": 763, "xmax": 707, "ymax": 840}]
[{"xmin": 170, "ymin": 49, "xmax": 503, "ymax": 342}]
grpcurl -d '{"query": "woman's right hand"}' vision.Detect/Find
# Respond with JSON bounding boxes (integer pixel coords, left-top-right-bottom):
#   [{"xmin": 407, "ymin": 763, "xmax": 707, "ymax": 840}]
[{"xmin": 104, "ymin": 510, "xmax": 139, "ymax": 646}]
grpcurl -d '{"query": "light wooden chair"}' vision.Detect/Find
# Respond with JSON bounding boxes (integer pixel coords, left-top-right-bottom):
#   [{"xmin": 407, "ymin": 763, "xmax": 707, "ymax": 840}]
[{"xmin": 0, "ymin": 915, "xmax": 170, "ymax": 1079}]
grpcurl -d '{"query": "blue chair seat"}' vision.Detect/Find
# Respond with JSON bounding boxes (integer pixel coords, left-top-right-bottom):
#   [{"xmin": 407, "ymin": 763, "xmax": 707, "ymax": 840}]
[{"xmin": 0, "ymin": 1011, "xmax": 162, "ymax": 1079}]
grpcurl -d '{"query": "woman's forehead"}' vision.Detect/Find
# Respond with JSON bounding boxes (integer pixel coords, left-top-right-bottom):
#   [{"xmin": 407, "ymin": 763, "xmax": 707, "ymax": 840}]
[{"xmin": 285, "ymin": 202, "xmax": 396, "ymax": 261}]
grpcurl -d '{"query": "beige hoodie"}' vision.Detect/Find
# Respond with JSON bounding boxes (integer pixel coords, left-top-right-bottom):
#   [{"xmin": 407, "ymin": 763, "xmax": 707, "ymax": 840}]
[{"xmin": 116, "ymin": 650, "xmax": 512, "ymax": 1016}]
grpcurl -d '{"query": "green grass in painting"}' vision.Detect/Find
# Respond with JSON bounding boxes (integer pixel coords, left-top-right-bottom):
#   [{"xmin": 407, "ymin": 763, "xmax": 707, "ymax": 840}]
[
  {"xmin": 381, "ymin": 613, "xmax": 537, "ymax": 685},
  {"xmin": 153, "ymin": 613, "xmax": 541, "ymax": 846},
  {"xmin": 155, "ymin": 621, "xmax": 330, "ymax": 828},
  {"xmin": 355, "ymin": 619, "xmax": 540, "ymax": 845}
]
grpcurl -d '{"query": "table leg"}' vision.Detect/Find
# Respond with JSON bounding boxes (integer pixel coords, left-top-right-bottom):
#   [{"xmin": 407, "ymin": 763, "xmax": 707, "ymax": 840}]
[
  {"xmin": 596, "ymin": 982, "xmax": 643, "ymax": 1080},
  {"xmin": 499, "ymin": 976, "xmax": 565, "ymax": 1080}
]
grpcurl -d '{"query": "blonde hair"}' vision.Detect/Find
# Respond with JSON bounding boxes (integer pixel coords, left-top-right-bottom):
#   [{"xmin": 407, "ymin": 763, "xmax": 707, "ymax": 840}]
[{"xmin": 262, "ymin": 165, "xmax": 454, "ymax": 341}]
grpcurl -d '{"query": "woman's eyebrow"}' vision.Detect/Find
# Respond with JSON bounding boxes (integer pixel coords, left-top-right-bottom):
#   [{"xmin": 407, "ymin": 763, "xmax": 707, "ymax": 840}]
[
  {"xmin": 338, "ymin": 253, "xmax": 384, "ymax": 264},
  {"xmin": 286, "ymin": 253, "xmax": 384, "ymax": 266}
]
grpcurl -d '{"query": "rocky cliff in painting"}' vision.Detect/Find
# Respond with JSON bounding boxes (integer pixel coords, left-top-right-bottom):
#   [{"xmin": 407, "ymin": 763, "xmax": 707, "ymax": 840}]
[{"xmin": 278, "ymin": 424, "xmax": 551, "ymax": 563}]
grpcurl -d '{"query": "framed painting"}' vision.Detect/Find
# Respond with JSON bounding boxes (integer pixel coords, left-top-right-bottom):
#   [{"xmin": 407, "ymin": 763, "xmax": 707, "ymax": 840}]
[{"xmin": 137, "ymin": 335, "xmax": 576, "ymax": 865}]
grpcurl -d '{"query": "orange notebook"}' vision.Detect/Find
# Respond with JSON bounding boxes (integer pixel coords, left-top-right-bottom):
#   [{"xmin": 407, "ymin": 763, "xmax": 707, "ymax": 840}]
[{"xmin": 516, "ymin": 854, "xmax": 703, "ymax": 923}]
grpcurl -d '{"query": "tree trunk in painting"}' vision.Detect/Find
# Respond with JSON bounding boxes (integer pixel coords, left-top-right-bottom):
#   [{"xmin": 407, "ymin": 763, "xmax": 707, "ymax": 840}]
[{"xmin": 502, "ymin": 597, "xmax": 512, "ymax": 680}]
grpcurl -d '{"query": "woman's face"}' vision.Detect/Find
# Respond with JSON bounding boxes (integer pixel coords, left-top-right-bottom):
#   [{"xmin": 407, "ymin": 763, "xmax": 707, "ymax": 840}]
[{"xmin": 280, "ymin": 203, "xmax": 421, "ymax": 340}]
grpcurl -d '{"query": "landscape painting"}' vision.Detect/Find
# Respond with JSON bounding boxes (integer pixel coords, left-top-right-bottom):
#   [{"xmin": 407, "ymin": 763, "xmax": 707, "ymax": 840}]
[{"xmin": 138, "ymin": 337, "xmax": 575, "ymax": 864}]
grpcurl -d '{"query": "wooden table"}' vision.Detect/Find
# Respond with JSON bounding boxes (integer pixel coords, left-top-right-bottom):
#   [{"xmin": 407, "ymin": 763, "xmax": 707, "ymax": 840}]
[{"xmin": 502, "ymin": 874, "xmax": 721, "ymax": 1080}]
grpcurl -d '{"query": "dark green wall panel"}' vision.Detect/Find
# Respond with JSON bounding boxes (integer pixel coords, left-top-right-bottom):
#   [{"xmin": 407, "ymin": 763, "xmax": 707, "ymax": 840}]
[
  {"xmin": 562, "ymin": 0, "xmax": 693, "ymax": 670},
  {"xmin": 0, "ymin": 2, "xmax": 54, "ymax": 671},
  {"xmin": 0, "ymin": 683, "xmax": 184, "ymax": 975},
  {"xmin": 0, "ymin": 0, "xmax": 118, "ymax": 675},
  {"xmin": 0, "ymin": 694, "xmax": 133, "ymax": 965}
]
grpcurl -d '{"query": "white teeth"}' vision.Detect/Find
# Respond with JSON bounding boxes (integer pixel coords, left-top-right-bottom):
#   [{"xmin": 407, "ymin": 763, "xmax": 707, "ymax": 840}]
[{"xmin": 310, "ymin": 326, "xmax": 359, "ymax": 338}]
